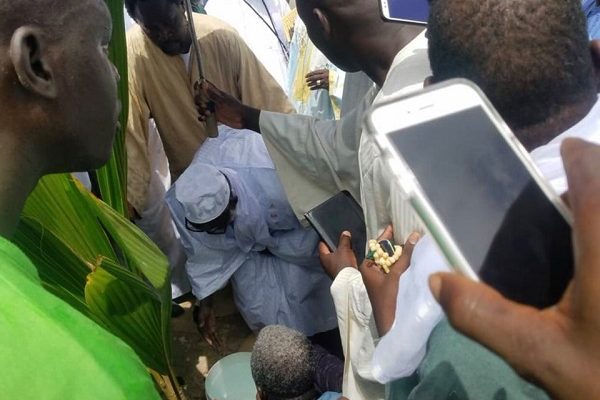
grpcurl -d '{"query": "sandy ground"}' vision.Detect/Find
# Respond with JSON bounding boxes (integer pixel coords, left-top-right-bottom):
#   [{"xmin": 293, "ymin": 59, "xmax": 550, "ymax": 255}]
[{"xmin": 170, "ymin": 287, "xmax": 256, "ymax": 399}]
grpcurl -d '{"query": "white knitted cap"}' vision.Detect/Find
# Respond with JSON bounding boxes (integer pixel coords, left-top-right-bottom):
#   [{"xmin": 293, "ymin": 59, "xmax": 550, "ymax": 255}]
[{"xmin": 175, "ymin": 163, "xmax": 230, "ymax": 224}]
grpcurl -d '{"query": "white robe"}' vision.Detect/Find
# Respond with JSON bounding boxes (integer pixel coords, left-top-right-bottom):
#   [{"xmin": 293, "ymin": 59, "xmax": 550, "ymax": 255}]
[
  {"xmin": 258, "ymin": 32, "xmax": 430, "ymax": 400},
  {"xmin": 372, "ymin": 97, "xmax": 600, "ymax": 383},
  {"xmin": 166, "ymin": 127, "xmax": 337, "ymax": 335},
  {"xmin": 260, "ymin": 88, "xmax": 378, "ymax": 223}
]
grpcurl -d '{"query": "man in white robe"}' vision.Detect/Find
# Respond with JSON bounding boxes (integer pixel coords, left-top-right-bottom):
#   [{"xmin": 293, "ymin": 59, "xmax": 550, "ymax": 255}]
[{"xmin": 165, "ymin": 127, "xmax": 337, "ymax": 336}]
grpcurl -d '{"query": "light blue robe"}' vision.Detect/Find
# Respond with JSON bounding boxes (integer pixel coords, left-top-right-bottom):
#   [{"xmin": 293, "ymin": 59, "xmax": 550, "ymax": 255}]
[
  {"xmin": 583, "ymin": 0, "xmax": 600, "ymax": 38},
  {"xmin": 166, "ymin": 127, "xmax": 337, "ymax": 335}
]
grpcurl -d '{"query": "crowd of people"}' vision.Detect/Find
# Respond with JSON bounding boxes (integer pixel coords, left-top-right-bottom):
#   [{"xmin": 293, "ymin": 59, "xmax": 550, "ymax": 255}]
[{"xmin": 2, "ymin": 0, "xmax": 600, "ymax": 399}]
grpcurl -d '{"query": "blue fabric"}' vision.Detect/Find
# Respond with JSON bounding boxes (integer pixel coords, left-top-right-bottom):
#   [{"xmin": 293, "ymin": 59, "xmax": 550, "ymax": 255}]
[
  {"xmin": 312, "ymin": 345, "xmax": 343, "ymax": 394},
  {"xmin": 166, "ymin": 127, "xmax": 338, "ymax": 336},
  {"xmin": 318, "ymin": 392, "xmax": 342, "ymax": 400},
  {"xmin": 583, "ymin": 0, "xmax": 600, "ymax": 39}
]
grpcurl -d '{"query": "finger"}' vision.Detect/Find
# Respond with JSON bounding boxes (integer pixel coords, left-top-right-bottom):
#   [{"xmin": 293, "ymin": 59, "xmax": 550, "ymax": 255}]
[
  {"xmin": 210, "ymin": 332, "xmax": 224, "ymax": 351},
  {"xmin": 305, "ymin": 70, "xmax": 325, "ymax": 78},
  {"xmin": 389, "ymin": 231, "xmax": 419, "ymax": 275},
  {"xmin": 337, "ymin": 231, "xmax": 353, "ymax": 250},
  {"xmin": 377, "ymin": 225, "xmax": 394, "ymax": 241},
  {"xmin": 357, "ymin": 258, "xmax": 377, "ymax": 273},
  {"xmin": 318, "ymin": 241, "xmax": 332, "ymax": 256},
  {"xmin": 429, "ymin": 272, "xmax": 554, "ymax": 378},
  {"xmin": 560, "ymin": 191, "xmax": 570, "ymax": 209},
  {"xmin": 561, "ymin": 138, "xmax": 600, "ymax": 315},
  {"xmin": 402, "ymin": 232, "xmax": 421, "ymax": 261},
  {"xmin": 203, "ymin": 80, "xmax": 223, "ymax": 102},
  {"xmin": 197, "ymin": 111, "xmax": 212, "ymax": 122}
]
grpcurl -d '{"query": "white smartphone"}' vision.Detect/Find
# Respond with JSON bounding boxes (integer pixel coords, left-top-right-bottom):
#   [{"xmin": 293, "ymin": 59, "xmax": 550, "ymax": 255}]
[
  {"xmin": 365, "ymin": 79, "xmax": 573, "ymax": 307},
  {"xmin": 380, "ymin": 0, "xmax": 429, "ymax": 25}
]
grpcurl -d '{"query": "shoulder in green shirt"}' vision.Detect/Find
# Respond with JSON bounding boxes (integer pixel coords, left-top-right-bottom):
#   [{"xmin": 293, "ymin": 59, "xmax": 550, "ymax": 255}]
[
  {"xmin": 388, "ymin": 320, "xmax": 549, "ymax": 400},
  {"xmin": 0, "ymin": 236, "xmax": 159, "ymax": 399}
]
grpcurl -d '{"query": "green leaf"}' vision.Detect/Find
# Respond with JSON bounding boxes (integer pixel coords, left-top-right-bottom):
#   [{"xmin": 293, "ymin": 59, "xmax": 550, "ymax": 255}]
[
  {"xmin": 16, "ymin": 173, "xmax": 173, "ymax": 374},
  {"xmin": 93, "ymin": 0, "xmax": 130, "ymax": 216}
]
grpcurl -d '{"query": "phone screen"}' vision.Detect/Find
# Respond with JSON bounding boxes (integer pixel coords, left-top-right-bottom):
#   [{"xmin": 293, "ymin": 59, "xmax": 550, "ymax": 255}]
[
  {"xmin": 382, "ymin": 0, "xmax": 429, "ymax": 24},
  {"xmin": 387, "ymin": 106, "xmax": 573, "ymax": 308}
]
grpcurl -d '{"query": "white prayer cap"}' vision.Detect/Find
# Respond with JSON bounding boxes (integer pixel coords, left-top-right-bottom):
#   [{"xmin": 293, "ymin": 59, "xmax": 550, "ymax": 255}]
[{"xmin": 175, "ymin": 164, "xmax": 230, "ymax": 224}]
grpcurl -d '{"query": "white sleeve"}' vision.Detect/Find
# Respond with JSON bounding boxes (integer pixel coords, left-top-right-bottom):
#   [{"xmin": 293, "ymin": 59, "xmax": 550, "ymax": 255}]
[
  {"xmin": 259, "ymin": 88, "xmax": 378, "ymax": 219},
  {"xmin": 371, "ymin": 235, "xmax": 450, "ymax": 383},
  {"xmin": 331, "ymin": 268, "xmax": 386, "ymax": 399}
]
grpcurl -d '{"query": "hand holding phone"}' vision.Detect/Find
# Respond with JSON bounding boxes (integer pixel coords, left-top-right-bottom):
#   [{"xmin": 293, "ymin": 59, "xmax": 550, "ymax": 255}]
[{"xmin": 366, "ymin": 79, "xmax": 573, "ymax": 308}]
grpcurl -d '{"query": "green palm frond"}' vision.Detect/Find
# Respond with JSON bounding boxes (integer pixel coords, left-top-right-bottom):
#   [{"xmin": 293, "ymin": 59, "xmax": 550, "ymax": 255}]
[
  {"xmin": 15, "ymin": 175, "xmax": 173, "ymax": 375},
  {"xmin": 93, "ymin": 1, "xmax": 129, "ymax": 217}
]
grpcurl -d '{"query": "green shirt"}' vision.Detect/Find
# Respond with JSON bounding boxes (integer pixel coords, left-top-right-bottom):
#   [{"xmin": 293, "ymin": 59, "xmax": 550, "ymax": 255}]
[
  {"xmin": 388, "ymin": 320, "xmax": 549, "ymax": 400},
  {"xmin": 0, "ymin": 236, "xmax": 159, "ymax": 399}
]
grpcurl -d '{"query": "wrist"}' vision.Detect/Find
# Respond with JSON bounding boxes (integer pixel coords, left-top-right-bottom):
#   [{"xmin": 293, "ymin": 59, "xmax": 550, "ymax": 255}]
[
  {"xmin": 241, "ymin": 105, "xmax": 261, "ymax": 133},
  {"xmin": 336, "ymin": 264, "xmax": 358, "ymax": 278}
]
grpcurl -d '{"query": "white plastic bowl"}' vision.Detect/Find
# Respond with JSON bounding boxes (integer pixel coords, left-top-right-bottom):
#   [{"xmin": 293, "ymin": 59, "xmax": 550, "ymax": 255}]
[{"xmin": 205, "ymin": 352, "xmax": 257, "ymax": 400}]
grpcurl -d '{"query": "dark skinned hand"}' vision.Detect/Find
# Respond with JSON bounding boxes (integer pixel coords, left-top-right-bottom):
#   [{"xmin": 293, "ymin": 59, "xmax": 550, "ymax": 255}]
[
  {"xmin": 429, "ymin": 138, "xmax": 600, "ymax": 400},
  {"xmin": 305, "ymin": 69, "xmax": 330, "ymax": 91},
  {"xmin": 360, "ymin": 226, "xmax": 420, "ymax": 336},
  {"xmin": 192, "ymin": 295, "xmax": 224, "ymax": 354},
  {"xmin": 193, "ymin": 80, "xmax": 260, "ymax": 131},
  {"xmin": 318, "ymin": 231, "xmax": 358, "ymax": 280}
]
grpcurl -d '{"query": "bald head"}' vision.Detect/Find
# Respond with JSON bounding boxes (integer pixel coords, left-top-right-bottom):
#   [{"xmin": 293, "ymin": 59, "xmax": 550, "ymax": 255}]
[
  {"xmin": 0, "ymin": 0, "xmax": 109, "ymax": 45},
  {"xmin": 428, "ymin": 0, "xmax": 596, "ymax": 135}
]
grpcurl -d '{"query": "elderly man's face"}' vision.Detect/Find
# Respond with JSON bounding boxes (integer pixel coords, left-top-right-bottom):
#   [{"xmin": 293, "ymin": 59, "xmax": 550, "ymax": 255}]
[{"xmin": 134, "ymin": 0, "xmax": 192, "ymax": 55}]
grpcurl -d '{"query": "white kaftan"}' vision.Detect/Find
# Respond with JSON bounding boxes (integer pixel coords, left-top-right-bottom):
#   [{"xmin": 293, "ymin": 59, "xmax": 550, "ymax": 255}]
[{"xmin": 166, "ymin": 127, "xmax": 337, "ymax": 335}]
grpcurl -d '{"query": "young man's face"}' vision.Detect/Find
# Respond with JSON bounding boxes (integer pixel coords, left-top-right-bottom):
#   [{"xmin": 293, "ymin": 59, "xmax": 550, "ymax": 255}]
[
  {"xmin": 135, "ymin": 0, "xmax": 192, "ymax": 55},
  {"xmin": 57, "ymin": 0, "xmax": 120, "ymax": 170},
  {"xmin": 296, "ymin": 0, "xmax": 361, "ymax": 73}
]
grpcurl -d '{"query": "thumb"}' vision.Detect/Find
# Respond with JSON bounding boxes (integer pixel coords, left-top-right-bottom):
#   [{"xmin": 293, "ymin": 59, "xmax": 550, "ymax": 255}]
[
  {"xmin": 396, "ymin": 231, "xmax": 420, "ymax": 269},
  {"xmin": 338, "ymin": 231, "xmax": 353, "ymax": 250},
  {"xmin": 318, "ymin": 241, "xmax": 332, "ymax": 257},
  {"xmin": 202, "ymin": 79, "xmax": 222, "ymax": 101},
  {"xmin": 377, "ymin": 225, "xmax": 394, "ymax": 242},
  {"xmin": 428, "ymin": 272, "xmax": 551, "ymax": 377}
]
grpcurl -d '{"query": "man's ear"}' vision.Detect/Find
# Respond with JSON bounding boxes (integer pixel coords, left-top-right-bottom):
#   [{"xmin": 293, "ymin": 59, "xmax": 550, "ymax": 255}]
[
  {"xmin": 256, "ymin": 387, "xmax": 268, "ymax": 400},
  {"xmin": 9, "ymin": 26, "xmax": 57, "ymax": 99},
  {"xmin": 590, "ymin": 40, "xmax": 600, "ymax": 92},
  {"xmin": 314, "ymin": 9, "xmax": 331, "ymax": 40},
  {"xmin": 423, "ymin": 75, "xmax": 435, "ymax": 88}
]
